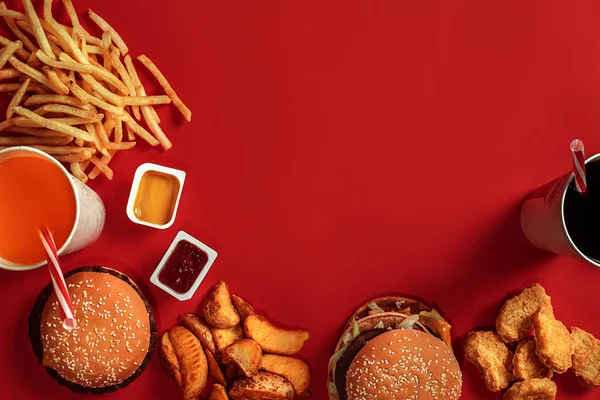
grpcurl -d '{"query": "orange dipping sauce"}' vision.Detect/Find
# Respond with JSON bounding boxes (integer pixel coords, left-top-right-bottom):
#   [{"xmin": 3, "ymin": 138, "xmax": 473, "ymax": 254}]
[
  {"xmin": 133, "ymin": 171, "xmax": 180, "ymax": 226},
  {"xmin": 0, "ymin": 154, "xmax": 76, "ymax": 266}
]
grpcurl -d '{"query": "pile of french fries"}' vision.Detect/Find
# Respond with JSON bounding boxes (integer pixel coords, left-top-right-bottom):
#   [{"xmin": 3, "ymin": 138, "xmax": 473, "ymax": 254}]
[{"xmin": 0, "ymin": 0, "xmax": 191, "ymax": 182}]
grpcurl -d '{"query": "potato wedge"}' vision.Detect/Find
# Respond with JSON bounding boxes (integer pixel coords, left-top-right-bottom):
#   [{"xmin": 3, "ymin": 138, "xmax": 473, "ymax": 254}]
[
  {"xmin": 231, "ymin": 294, "xmax": 256, "ymax": 320},
  {"xmin": 204, "ymin": 281, "xmax": 241, "ymax": 328},
  {"xmin": 228, "ymin": 372, "xmax": 294, "ymax": 400},
  {"xmin": 205, "ymin": 346, "xmax": 226, "ymax": 386},
  {"xmin": 222, "ymin": 339, "xmax": 263, "ymax": 377},
  {"xmin": 208, "ymin": 383, "xmax": 229, "ymax": 400},
  {"xmin": 159, "ymin": 331, "xmax": 182, "ymax": 386},
  {"xmin": 260, "ymin": 354, "xmax": 311, "ymax": 395},
  {"xmin": 212, "ymin": 325, "xmax": 244, "ymax": 352},
  {"xmin": 168, "ymin": 326, "xmax": 209, "ymax": 399},
  {"xmin": 244, "ymin": 315, "xmax": 310, "ymax": 355},
  {"xmin": 178, "ymin": 313, "xmax": 218, "ymax": 355}
]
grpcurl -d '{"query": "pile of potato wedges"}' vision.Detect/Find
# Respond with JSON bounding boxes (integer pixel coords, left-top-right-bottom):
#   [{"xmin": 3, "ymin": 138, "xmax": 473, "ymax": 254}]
[{"xmin": 160, "ymin": 281, "xmax": 311, "ymax": 400}]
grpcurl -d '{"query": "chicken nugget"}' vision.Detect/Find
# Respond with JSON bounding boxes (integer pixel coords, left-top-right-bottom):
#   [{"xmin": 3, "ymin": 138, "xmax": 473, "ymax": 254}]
[
  {"xmin": 497, "ymin": 284, "xmax": 552, "ymax": 343},
  {"xmin": 533, "ymin": 306, "xmax": 573, "ymax": 373},
  {"xmin": 513, "ymin": 339, "xmax": 553, "ymax": 381},
  {"xmin": 464, "ymin": 330, "xmax": 514, "ymax": 391},
  {"xmin": 503, "ymin": 378, "xmax": 557, "ymax": 400},
  {"xmin": 570, "ymin": 327, "xmax": 600, "ymax": 387}
]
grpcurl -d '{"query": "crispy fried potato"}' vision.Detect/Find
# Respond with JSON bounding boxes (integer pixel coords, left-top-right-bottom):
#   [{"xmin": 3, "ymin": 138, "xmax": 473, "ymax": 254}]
[
  {"xmin": 168, "ymin": 326, "xmax": 209, "ymax": 399},
  {"xmin": 205, "ymin": 346, "xmax": 226, "ymax": 386},
  {"xmin": 260, "ymin": 354, "xmax": 311, "ymax": 396},
  {"xmin": 503, "ymin": 378, "xmax": 557, "ymax": 400},
  {"xmin": 178, "ymin": 313, "xmax": 218, "ymax": 355},
  {"xmin": 231, "ymin": 294, "xmax": 256, "ymax": 320},
  {"xmin": 533, "ymin": 306, "xmax": 574, "ymax": 373},
  {"xmin": 570, "ymin": 327, "xmax": 600, "ymax": 387},
  {"xmin": 222, "ymin": 339, "xmax": 263, "ymax": 377},
  {"xmin": 212, "ymin": 325, "xmax": 244, "ymax": 351},
  {"xmin": 513, "ymin": 339, "xmax": 552, "ymax": 381},
  {"xmin": 208, "ymin": 383, "xmax": 229, "ymax": 400},
  {"xmin": 244, "ymin": 315, "xmax": 310, "ymax": 356},
  {"xmin": 228, "ymin": 372, "xmax": 295, "ymax": 400},
  {"xmin": 224, "ymin": 364, "xmax": 239, "ymax": 388},
  {"xmin": 463, "ymin": 330, "xmax": 514, "ymax": 392},
  {"xmin": 159, "ymin": 331, "xmax": 182, "ymax": 386},
  {"xmin": 497, "ymin": 284, "xmax": 552, "ymax": 343},
  {"xmin": 204, "ymin": 281, "xmax": 241, "ymax": 329}
]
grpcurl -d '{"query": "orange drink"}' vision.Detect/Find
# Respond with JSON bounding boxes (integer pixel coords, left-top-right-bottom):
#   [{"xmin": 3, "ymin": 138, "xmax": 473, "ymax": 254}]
[{"xmin": 0, "ymin": 153, "xmax": 76, "ymax": 267}]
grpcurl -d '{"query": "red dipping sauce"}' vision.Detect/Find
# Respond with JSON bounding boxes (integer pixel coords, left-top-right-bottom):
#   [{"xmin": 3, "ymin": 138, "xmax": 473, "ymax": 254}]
[{"xmin": 158, "ymin": 240, "xmax": 208, "ymax": 294}]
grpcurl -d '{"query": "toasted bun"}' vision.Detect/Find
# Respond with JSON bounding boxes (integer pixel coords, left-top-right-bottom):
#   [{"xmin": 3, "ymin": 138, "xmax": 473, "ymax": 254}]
[
  {"xmin": 29, "ymin": 266, "xmax": 157, "ymax": 394},
  {"xmin": 346, "ymin": 329, "xmax": 462, "ymax": 400}
]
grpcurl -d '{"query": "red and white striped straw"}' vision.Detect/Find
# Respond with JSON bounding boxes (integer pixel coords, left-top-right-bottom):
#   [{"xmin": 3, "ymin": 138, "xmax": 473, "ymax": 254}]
[
  {"xmin": 40, "ymin": 229, "xmax": 77, "ymax": 330},
  {"xmin": 571, "ymin": 139, "xmax": 587, "ymax": 194}
]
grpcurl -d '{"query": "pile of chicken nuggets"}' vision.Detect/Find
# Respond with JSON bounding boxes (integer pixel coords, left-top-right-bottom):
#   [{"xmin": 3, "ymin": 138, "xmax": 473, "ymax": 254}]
[{"xmin": 464, "ymin": 284, "xmax": 600, "ymax": 399}]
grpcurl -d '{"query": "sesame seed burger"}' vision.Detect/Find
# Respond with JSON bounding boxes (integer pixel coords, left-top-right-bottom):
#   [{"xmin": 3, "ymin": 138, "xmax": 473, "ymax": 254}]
[
  {"xmin": 28, "ymin": 266, "xmax": 157, "ymax": 394},
  {"xmin": 328, "ymin": 296, "xmax": 462, "ymax": 400}
]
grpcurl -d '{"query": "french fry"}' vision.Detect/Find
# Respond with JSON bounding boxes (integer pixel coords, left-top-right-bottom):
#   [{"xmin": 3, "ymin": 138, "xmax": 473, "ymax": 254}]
[
  {"xmin": 89, "ymin": 155, "xmax": 113, "ymax": 180},
  {"xmin": 84, "ymin": 122, "xmax": 109, "ymax": 157},
  {"xmin": 22, "ymin": 0, "xmax": 54, "ymax": 59},
  {"xmin": 125, "ymin": 124, "xmax": 135, "ymax": 141},
  {"xmin": 11, "ymin": 106, "xmax": 92, "ymax": 141},
  {"xmin": 61, "ymin": 0, "xmax": 81, "ymax": 33},
  {"xmin": 94, "ymin": 121, "xmax": 110, "ymax": 148},
  {"xmin": 0, "ymin": 68, "xmax": 20, "ymax": 80},
  {"xmin": 123, "ymin": 54, "xmax": 142, "ymax": 121},
  {"xmin": 6, "ymin": 78, "xmax": 30, "ymax": 119},
  {"xmin": 14, "ymin": 19, "xmax": 61, "ymax": 58},
  {"xmin": 40, "ymin": 104, "xmax": 97, "ymax": 119},
  {"xmin": 0, "ymin": 135, "xmax": 72, "ymax": 145},
  {"xmin": 0, "ymin": 82, "xmax": 48, "ymax": 93},
  {"xmin": 25, "ymin": 94, "xmax": 84, "ymax": 108},
  {"xmin": 69, "ymin": 161, "xmax": 87, "ymax": 183},
  {"xmin": 106, "ymin": 141, "xmax": 135, "ymax": 151},
  {"xmin": 42, "ymin": 0, "xmax": 88, "ymax": 65},
  {"xmin": 43, "ymin": 67, "xmax": 69, "ymax": 94},
  {"xmin": 88, "ymin": 9, "xmax": 128, "ymax": 56},
  {"xmin": 53, "ymin": 149, "xmax": 92, "ymax": 163},
  {"xmin": 8, "ymin": 56, "xmax": 55, "ymax": 90},
  {"xmin": 85, "ymin": 45, "xmax": 103, "ymax": 55},
  {"xmin": 123, "ymin": 95, "xmax": 171, "ymax": 106},
  {"xmin": 0, "ymin": 118, "xmax": 14, "ymax": 132},
  {"xmin": 122, "ymin": 112, "xmax": 159, "ymax": 146},
  {"xmin": 5, "ymin": 126, "xmax": 64, "ymax": 137},
  {"xmin": 0, "ymin": 35, "xmax": 29, "ymax": 60},
  {"xmin": 139, "ymin": 86, "xmax": 171, "ymax": 150},
  {"xmin": 0, "ymin": 39, "xmax": 22, "ymax": 69},
  {"xmin": 114, "ymin": 116, "xmax": 122, "ymax": 143},
  {"xmin": 87, "ymin": 150, "xmax": 114, "ymax": 180},
  {"xmin": 101, "ymin": 31, "xmax": 111, "ymax": 71},
  {"xmin": 137, "ymin": 54, "xmax": 191, "ymax": 121},
  {"xmin": 14, "ymin": 115, "xmax": 103, "ymax": 127}
]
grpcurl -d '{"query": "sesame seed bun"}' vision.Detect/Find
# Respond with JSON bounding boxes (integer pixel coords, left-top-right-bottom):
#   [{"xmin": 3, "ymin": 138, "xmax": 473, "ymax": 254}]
[
  {"xmin": 28, "ymin": 266, "xmax": 157, "ymax": 394},
  {"xmin": 346, "ymin": 329, "xmax": 462, "ymax": 400}
]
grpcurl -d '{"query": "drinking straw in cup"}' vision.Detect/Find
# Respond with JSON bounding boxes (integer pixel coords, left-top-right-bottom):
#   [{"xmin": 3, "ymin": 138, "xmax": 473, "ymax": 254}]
[
  {"xmin": 571, "ymin": 139, "xmax": 587, "ymax": 194},
  {"xmin": 40, "ymin": 229, "xmax": 77, "ymax": 330}
]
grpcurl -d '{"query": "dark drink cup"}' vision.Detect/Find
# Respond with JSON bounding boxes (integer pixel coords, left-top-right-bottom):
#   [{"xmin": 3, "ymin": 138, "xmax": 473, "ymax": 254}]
[{"xmin": 521, "ymin": 153, "xmax": 600, "ymax": 266}]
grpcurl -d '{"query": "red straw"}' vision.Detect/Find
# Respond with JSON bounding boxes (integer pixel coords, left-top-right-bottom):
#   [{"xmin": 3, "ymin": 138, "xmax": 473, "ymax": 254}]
[
  {"xmin": 40, "ymin": 229, "xmax": 77, "ymax": 330},
  {"xmin": 571, "ymin": 139, "xmax": 587, "ymax": 194}
]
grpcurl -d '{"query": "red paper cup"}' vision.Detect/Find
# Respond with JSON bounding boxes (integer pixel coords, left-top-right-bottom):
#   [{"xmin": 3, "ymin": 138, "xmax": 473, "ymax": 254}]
[
  {"xmin": 521, "ymin": 153, "xmax": 600, "ymax": 267},
  {"xmin": 0, "ymin": 147, "xmax": 106, "ymax": 271}
]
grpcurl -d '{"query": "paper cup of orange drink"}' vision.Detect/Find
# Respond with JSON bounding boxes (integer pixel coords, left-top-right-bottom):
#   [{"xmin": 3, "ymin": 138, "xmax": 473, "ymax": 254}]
[{"xmin": 0, "ymin": 147, "xmax": 106, "ymax": 271}]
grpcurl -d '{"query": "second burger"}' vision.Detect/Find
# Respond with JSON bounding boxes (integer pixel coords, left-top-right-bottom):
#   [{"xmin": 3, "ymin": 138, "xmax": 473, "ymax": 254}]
[{"xmin": 328, "ymin": 295, "xmax": 462, "ymax": 400}]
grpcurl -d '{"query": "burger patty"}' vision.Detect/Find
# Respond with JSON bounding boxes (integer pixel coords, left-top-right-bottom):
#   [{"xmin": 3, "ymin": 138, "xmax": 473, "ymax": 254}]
[{"xmin": 334, "ymin": 329, "xmax": 386, "ymax": 400}]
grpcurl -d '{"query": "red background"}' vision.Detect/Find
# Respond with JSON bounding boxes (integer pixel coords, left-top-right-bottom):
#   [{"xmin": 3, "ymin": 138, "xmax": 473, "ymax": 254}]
[{"xmin": 1, "ymin": 1, "xmax": 600, "ymax": 399}]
